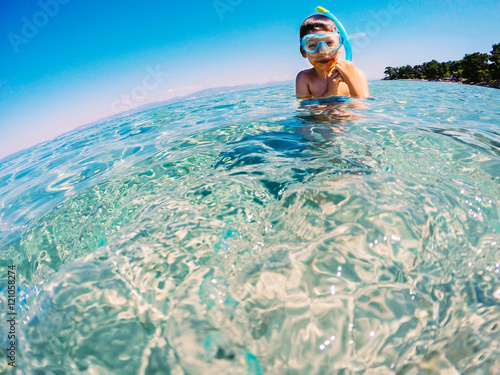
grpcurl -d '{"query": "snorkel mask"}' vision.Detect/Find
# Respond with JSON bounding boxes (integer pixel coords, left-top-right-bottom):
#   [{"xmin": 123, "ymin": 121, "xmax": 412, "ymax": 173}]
[
  {"xmin": 301, "ymin": 32, "xmax": 343, "ymax": 54},
  {"xmin": 313, "ymin": 6, "xmax": 352, "ymax": 61}
]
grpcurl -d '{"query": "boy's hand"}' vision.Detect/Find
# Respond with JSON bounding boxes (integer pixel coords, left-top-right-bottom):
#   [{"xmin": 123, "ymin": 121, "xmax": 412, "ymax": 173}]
[
  {"xmin": 335, "ymin": 60, "xmax": 369, "ymax": 98},
  {"xmin": 321, "ymin": 69, "xmax": 343, "ymax": 97}
]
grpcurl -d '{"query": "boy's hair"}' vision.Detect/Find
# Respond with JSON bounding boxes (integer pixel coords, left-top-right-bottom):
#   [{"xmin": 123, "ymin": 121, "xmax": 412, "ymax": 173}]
[{"xmin": 299, "ymin": 14, "xmax": 338, "ymax": 40}]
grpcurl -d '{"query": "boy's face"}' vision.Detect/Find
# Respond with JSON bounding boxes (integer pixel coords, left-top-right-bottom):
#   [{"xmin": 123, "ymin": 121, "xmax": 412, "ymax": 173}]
[{"xmin": 302, "ymin": 29, "xmax": 340, "ymax": 72}]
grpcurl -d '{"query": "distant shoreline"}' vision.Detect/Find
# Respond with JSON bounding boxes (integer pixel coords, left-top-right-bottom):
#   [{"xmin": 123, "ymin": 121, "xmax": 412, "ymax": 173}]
[{"xmin": 381, "ymin": 78, "xmax": 500, "ymax": 89}]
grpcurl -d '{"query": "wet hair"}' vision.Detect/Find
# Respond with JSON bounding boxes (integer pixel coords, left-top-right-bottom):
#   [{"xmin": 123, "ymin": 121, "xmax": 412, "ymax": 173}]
[{"xmin": 299, "ymin": 14, "xmax": 337, "ymax": 40}]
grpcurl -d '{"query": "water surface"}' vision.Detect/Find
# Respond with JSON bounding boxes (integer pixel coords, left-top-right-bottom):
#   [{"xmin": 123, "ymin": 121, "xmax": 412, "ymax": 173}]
[{"xmin": 0, "ymin": 81, "xmax": 499, "ymax": 374}]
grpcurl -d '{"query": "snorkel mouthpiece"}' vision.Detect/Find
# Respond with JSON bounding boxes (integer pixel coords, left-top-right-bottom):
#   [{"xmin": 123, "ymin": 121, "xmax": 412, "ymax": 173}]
[{"xmin": 315, "ymin": 6, "xmax": 352, "ymax": 61}]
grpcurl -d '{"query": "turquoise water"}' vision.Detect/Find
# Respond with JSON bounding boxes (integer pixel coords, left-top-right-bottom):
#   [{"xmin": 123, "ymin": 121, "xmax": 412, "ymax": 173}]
[{"xmin": 0, "ymin": 81, "xmax": 499, "ymax": 374}]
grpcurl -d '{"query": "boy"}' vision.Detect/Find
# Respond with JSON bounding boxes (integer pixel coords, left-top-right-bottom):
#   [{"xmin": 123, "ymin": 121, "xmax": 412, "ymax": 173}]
[{"xmin": 296, "ymin": 15, "xmax": 369, "ymax": 99}]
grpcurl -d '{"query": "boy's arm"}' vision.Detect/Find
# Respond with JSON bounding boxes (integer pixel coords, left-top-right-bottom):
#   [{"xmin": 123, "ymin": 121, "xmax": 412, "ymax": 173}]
[
  {"xmin": 296, "ymin": 71, "xmax": 311, "ymax": 98},
  {"xmin": 335, "ymin": 61, "xmax": 369, "ymax": 98},
  {"xmin": 357, "ymin": 68, "xmax": 370, "ymax": 97}
]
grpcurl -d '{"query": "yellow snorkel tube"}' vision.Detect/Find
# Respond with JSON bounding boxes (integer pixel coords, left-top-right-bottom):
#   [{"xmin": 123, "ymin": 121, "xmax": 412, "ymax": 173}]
[{"xmin": 316, "ymin": 6, "xmax": 352, "ymax": 61}]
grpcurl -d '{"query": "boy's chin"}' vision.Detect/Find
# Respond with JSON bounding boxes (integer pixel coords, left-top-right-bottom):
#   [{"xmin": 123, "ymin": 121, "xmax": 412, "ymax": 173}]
[{"xmin": 315, "ymin": 59, "xmax": 336, "ymax": 69}]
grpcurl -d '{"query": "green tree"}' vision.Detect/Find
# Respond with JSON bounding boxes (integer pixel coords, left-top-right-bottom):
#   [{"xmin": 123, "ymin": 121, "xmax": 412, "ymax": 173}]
[
  {"xmin": 440, "ymin": 61, "xmax": 454, "ymax": 78},
  {"xmin": 413, "ymin": 65, "xmax": 424, "ymax": 79},
  {"xmin": 384, "ymin": 66, "xmax": 396, "ymax": 79},
  {"xmin": 395, "ymin": 67, "xmax": 403, "ymax": 79},
  {"xmin": 489, "ymin": 43, "xmax": 500, "ymax": 81},
  {"xmin": 461, "ymin": 53, "xmax": 490, "ymax": 83},
  {"xmin": 421, "ymin": 60, "xmax": 440, "ymax": 80},
  {"xmin": 450, "ymin": 60, "xmax": 462, "ymax": 79},
  {"xmin": 400, "ymin": 65, "xmax": 415, "ymax": 79}
]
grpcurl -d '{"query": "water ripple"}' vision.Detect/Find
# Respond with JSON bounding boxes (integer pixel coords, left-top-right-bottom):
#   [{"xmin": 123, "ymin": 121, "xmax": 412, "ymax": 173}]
[{"xmin": 0, "ymin": 82, "xmax": 499, "ymax": 374}]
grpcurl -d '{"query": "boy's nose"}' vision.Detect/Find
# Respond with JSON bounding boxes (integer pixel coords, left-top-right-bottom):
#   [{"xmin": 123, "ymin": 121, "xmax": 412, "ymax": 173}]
[{"xmin": 317, "ymin": 42, "xmax": 329, "ymax": 54}]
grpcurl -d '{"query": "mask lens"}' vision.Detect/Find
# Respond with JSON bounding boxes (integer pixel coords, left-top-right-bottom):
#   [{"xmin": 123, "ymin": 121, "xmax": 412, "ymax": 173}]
[{"xmin": 302, "ymin": 33, "xmax": 341, "ymax": 53}]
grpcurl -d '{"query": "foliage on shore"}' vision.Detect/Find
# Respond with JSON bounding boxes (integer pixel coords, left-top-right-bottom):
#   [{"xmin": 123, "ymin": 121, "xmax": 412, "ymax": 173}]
[{"xmin": 383, "ymin": 43, "xmax": 500, "ymax": 87}]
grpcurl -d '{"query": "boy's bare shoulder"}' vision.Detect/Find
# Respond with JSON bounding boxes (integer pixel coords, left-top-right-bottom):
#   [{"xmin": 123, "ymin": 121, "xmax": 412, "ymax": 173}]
[
  {"xmin": 356, "ymin": 68, "xmax": 367, "ymax": 79},
  {"xmin": 296, "ymin": 68, "xmax": 315, "ymax": 81},
  {"xmin": 296, "ymin": 69, "xmax": 315, "ymax": 98}
]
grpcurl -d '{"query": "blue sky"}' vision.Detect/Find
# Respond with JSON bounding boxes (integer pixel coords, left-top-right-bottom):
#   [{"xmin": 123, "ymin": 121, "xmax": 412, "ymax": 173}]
[{"xmin": 1, "ymin": 0, "xmax": 499, "ymax": 159}]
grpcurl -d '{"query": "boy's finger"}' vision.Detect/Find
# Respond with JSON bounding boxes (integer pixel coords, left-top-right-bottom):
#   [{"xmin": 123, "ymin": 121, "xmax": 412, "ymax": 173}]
[
  {"xmin": 336, "ymin": 65, "xmax": 350, "ymax": 77},
  {"xmin": 335, "ymin": 63, "xmax": 345, "ymax": 72},
  {"xmin": 335, "ymin": 67, "xmax": 346, "ymax": 78}
]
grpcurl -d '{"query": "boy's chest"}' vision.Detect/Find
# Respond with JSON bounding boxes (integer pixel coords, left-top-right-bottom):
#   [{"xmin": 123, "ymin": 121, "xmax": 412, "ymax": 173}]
[{"xmin": 309, "ymin": 77, "xmax": 350, "ymax": 97}]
